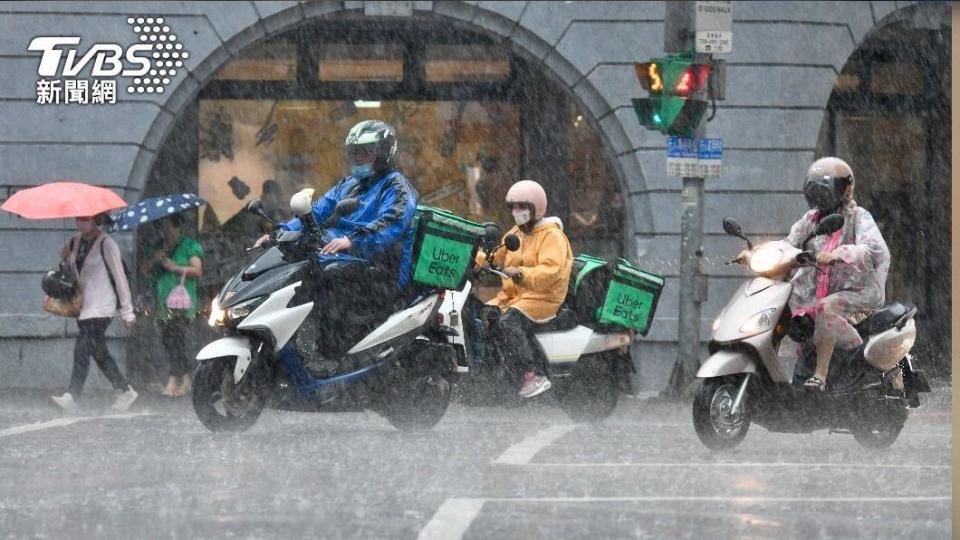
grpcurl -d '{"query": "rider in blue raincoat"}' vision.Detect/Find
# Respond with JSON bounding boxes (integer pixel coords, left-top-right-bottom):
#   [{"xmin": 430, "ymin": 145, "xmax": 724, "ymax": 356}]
[
  {"xmin": 260, "ymin": 120, "xmax": 419, "ymax": 365},
  {"xmin": 276, "ymin": 120, "xmax": 418, "ymax": 290}
]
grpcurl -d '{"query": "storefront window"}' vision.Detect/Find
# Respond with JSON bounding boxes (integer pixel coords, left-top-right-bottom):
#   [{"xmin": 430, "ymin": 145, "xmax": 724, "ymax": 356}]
[
  {"xmin": 565, "ymin": 111, "xmax": 622, "ymax": 259},
  {"xmin": 317, "ymin": 44, "xmax": 404, "ymax": 82},
  {"xmin": 198, "ymin": 99, "xmax": 520, "ymax": 233},
  {"xmin": 214, "ymin": 40, "xmax": 297, "ymax": 81},
  {"xmin": 424, "ymin": 44, "xmax": 511, "ymax": 82}
]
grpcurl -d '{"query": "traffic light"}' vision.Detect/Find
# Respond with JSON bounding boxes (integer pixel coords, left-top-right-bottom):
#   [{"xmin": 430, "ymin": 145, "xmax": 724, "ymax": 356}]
[{"xmin": 633, "ymin": 54, "xmax": 710, "ymax": 137}]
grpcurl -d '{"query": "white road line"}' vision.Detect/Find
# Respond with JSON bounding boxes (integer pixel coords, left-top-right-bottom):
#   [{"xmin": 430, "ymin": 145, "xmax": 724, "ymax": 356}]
[
  {"xmin": 419, "ymin": 496, "xmax": 951, "ymax": 540},
  {"xmin": 0, "ymin": 412, "xmax": 154, "ymax": 439},
  {"xmin": 521, "ymin": 462, "xmax": 951, "ymax": 470},
  {"xmin": 417, "ymin": 498, "xmax": 486, "ymax": 540},
  {"xmin": 492, "ymin": 424, "xmax": 575, "ymax": 465}
]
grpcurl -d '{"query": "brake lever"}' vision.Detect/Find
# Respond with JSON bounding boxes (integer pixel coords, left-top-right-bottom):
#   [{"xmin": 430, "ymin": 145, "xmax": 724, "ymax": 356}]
[{"xmin": 479, "ymin": 266, "xmax": 509, "ymax": 279}]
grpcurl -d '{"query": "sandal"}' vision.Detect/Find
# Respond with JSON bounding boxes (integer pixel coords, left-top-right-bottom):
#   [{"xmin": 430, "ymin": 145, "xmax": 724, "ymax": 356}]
[{"xmin": 803, "ymin": 376, "xmax": 826, "ymax": 392}]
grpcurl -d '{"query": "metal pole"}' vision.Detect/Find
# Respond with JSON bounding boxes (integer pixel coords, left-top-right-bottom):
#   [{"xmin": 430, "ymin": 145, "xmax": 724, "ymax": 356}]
[{"xmin": 664, "ymin": 1, "xmax": 709, "ymax": 399}]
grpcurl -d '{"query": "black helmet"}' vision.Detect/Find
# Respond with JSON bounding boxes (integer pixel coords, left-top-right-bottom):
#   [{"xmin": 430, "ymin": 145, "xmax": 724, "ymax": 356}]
[
  {"xmin": 344, "ymin": 120, "xmax": 398, "ymax": 175},
  {"xmin": 42, "ymin": 264, "xmax": 77, "ymax": 300}
]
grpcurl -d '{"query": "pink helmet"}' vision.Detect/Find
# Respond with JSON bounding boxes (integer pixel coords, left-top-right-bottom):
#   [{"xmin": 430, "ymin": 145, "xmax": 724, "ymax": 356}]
[{"xmin": 505, "ymin": 180, "xmax": 548, "ymax": 220}]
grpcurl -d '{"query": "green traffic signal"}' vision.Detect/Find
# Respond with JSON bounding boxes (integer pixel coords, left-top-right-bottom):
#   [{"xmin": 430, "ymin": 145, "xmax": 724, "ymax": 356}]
[{"xmin": 632, "ymin": 97, "xmax": 707, "ymax": 138}]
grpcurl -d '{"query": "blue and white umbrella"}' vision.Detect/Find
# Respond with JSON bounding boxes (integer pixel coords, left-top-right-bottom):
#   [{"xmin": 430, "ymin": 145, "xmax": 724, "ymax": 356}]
[{"xmin": 109, "ymin": 193, "xmax": 206, "ymax": 232}]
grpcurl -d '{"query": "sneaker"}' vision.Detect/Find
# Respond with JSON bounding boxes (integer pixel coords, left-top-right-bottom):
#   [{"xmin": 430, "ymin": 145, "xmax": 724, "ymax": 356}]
[
  {"xmin": 518, "ymin": 372, "xmax": 552, "ymax": 398},
  {"xmin": 111, "ymin": 386, "xmax": 138, "ymax": 412},
  {"xmin": 51, "ymin": 392, "xmax": 78, "ymax": 412}
]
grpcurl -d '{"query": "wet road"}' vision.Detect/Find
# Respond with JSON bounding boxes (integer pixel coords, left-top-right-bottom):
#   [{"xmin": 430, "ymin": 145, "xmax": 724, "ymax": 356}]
[{"xmin": 0, "ymin": 388, "xmax": 950, "ymax": 539}]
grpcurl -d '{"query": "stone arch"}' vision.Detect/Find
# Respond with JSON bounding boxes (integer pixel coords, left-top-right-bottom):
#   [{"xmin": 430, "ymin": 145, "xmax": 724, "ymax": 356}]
[
  {"xmin": 814, "ymin": 0, "xmax": 951, "ymax": 370},
  {"xmin": 126, "ymin": 2, "xmax": 654, "ymax": 257}
]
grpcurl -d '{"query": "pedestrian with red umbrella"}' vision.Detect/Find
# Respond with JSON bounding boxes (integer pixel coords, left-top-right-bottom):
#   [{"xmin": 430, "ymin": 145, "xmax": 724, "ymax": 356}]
[{"xmin": 2, "ymin": 182, "xmax": 139, "ymax": 412}]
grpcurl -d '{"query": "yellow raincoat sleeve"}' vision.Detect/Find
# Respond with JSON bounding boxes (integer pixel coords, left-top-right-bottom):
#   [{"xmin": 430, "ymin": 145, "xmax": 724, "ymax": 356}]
[{"xmin": 516, "ymin": 229, "xmax": 569, "ymax": 295}]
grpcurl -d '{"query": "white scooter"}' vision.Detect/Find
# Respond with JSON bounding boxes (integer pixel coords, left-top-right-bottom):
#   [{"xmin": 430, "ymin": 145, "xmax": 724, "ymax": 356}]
[
  {"xmin": 692, "ymin": 214, "xmax": 930, "ymax": 450},
  {"xmin": 434, "ymin": 225, "xmax": 636, "ymax": 422},
  {"xmin": 192, "ymin": 191, "xmax": 456, "ymax": 432}
]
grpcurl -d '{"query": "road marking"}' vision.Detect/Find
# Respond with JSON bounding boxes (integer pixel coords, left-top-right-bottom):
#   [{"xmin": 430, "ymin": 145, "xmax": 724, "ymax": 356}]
[
  {"xmin": 492, "ymin": 424, "xmax": 575, "ymax": 465},
  {"xmin": 0, "ymin": 412, "xmax": 153, "ymax": 439},
  {"xmin": 419, "ymin": 496, "xmax": 951, "ymax": 540},
  {"xmin": 417, "ymin": 498, "xmax": 485, "ymax": 540},
  {"xmin": 520, "ymin": 462, "xmax": 951, "ymax": 470}
]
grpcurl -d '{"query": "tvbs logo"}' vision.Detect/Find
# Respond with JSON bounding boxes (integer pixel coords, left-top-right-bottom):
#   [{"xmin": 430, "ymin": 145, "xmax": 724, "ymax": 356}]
[
  {"xmin": 29, "ymin": 37, "xmax": 152, "ymax": 78},
  {"xmin": 28, "ymin": 17, "xmax": 187, "ymax": 105}
]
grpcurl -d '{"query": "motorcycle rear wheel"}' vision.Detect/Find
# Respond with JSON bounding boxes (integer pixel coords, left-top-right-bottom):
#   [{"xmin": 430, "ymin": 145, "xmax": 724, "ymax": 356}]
[
  {"xmin": 555, "ymin": 353, "xmax": 619, "ymax": 423},
  {"xmin": 192, "ymin": 357, "xmax": 265, "ymax": 433},
  {"xmin": 379, "ymin": 370, "xmax": 452, "ymax": 431},
  {"xmin": 851, "ymin": 401, "xmax": 908, "ymax": 449}
]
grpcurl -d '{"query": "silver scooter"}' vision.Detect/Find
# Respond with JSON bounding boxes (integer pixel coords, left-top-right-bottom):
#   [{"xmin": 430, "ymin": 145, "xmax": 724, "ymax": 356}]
[{"xmin": 692, "ymin": 214, "xmax": 930, "ymax": 450}]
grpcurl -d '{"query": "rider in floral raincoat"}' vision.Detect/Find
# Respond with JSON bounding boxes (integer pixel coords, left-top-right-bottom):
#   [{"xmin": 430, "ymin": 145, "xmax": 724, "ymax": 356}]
[{"xmin": 776, "ymin": 157, "xmax": 891, "ymax": 391}]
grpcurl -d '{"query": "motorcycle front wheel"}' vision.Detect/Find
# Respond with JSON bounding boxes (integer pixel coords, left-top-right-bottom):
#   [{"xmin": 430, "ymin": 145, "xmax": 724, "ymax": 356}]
[
  {"xmin": 192, "ymin": 357, "xmax": 265, "ymax": 433},
  {"xmin": 692, "ymin": 376, "xmax": 751, "ymax": 450}
]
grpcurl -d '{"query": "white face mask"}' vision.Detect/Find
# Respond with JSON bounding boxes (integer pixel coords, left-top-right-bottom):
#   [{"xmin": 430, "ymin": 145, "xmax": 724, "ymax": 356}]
[{"xmin": 512, "ymin": 209, "xmax": 531, "ymax": 226}]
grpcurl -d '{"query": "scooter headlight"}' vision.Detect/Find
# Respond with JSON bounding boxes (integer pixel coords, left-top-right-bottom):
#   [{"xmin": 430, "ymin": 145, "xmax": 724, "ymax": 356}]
[
  {"xmin": 739, "ymin": 308, "xmax": 778, "ymax": 335},
  {"xmin": 749, "ymin": 248, "xmax": 782, "ymax": 273},
  {"xmin": 226, "ymin": 297, "xmax": 265, "ymax": 322},
  {"xmin": 208, "ymin": 298, "xmax": 226, "ymax": 327}
]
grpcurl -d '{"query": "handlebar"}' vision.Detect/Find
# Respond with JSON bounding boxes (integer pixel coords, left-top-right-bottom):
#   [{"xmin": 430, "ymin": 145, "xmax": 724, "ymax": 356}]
[{"xmin": 479, "ymin": 266, "xmax": 509, "ymax": 279}]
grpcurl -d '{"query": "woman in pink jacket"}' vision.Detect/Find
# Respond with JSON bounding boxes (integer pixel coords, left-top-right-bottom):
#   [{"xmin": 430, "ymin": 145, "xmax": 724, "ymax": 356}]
[{"xmin": 51, "ymin": 213, "xmax": 138, "ymax": 412}]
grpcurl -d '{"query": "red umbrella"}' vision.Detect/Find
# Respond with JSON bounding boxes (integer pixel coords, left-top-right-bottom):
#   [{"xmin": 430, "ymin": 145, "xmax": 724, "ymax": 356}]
[{"xmin": 1, "ymin": 181, "xmax": 127, "ymax": 219}]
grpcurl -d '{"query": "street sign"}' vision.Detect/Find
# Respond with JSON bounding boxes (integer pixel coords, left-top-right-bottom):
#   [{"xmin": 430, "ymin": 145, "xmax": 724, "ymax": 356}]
[
  {"xmin": 697, "ymin": 138, "xmax": 723, "ymax": 177},
  {"xmin": 667, "ymin": 136, "xmax": 698, "ymax": 177},
  {"xmin": 667, "ymin": 137, "xmax": 723, "ymax": 178},
  {"xmin": 695, "ymin": 1, "xmax": 733, "ymax": 54}
]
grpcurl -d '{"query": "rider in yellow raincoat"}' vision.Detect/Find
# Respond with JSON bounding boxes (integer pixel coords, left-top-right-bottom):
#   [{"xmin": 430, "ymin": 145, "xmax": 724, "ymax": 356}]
[{"xmin": 477, "ymin": 180, "xmax": 572, "ymax": 398}]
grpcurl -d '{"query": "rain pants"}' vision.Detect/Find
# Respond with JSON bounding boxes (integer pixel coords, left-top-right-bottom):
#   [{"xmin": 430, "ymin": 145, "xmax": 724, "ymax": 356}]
[
  {"xmin": 479, "ymin": 217, "xmax": 573, "ymax": 322},
  {"xmin": 778, "ymin": 200, "xmax": 891, "ymax": 376},
  {"xmin": 281, "ymin": 171, "xmax": 419, "ymax": 289}
]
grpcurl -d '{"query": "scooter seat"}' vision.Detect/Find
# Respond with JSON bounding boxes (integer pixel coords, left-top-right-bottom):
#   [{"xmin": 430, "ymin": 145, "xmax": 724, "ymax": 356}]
[
  {"xmin": 855, "ymin": 302, "xmax": 916, "ymax": 337},
  {"xmin": 533, "ymin": 309, "xmax": 579, "ymax": 333}
]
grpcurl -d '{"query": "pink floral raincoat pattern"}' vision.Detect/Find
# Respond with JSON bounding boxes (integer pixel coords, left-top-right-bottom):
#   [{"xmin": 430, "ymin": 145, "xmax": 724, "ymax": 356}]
[{"xmin": 778, "ymin": 200, "xmax": 891, "ymax": 371}]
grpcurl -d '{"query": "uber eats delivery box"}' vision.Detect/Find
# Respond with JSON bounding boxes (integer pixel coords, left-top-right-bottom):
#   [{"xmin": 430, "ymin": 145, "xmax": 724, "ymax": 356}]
[
  {"xmin": 411, "ymin": 205, "xmax": 485, "ymax": 290},
  {"xmin": 569, "ymin": 254, "xmax": 664, "ymax": 336}
]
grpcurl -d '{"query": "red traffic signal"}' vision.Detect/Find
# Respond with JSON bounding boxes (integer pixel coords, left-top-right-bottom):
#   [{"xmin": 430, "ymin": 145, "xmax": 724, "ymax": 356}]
[{"xmin": 673, "ymin": 64, "xmax": 711, "ymax": 97}]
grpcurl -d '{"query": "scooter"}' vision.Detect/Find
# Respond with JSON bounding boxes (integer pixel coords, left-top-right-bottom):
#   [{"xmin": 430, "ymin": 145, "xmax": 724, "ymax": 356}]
[
  {"xmin": 435, "ymin": 224, "xmax": 636, "ymax": 422},
  {"xmin": 692, "ymin": 214, "xmax": 930, "ymax": 450},
  {"xmin": 192, "ymin": 190, "xmax": 455, "ymax": 432}
]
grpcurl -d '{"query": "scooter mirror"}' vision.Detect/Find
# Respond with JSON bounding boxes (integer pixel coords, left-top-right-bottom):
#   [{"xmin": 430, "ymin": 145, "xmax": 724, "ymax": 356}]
[
  {"xmin": 722, "ymin": 217, "xmax": 753, "ymax": 250},
  {"xmin": 334, "ymin": 198, "xmax": 359, "ymax": 216},
  {"xmin": 319, "ymin": 197, "xmax": 360, "ymax": 229},
  {"xmin": 816, "ymin": 214, "xmax": 845, "ymax": 236},
  {"xmin": 504, "ymin": 234, "xmax": 521, "ymax": 252},
  {"xmin": 246, "ymin": 198, "xmax": 265, "ymax": 215},
  {"xmin": 482, "ymin": 223, "xmax": 502, "ymax": 247},
  {"xmin": 721, "ymin": 217, "xmax": 742, "ymax": 237}
]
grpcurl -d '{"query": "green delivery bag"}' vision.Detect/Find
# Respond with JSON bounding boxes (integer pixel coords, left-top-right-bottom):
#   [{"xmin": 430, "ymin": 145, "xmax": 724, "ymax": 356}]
[
  {"xmin": 597, "ymin": 261, "xmax": 665, "ymax": 335},
  {"xmin": 567, "ymin": 254, "xmax": 664, "ymax": 336},
  {"xmin": 411, "ymin": 206, "xmax": 485, "ymax": 290}
]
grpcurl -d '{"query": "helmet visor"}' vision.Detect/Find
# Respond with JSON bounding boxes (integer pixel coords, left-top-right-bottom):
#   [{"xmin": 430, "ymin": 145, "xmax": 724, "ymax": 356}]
[
  {"xmin": 803, "ymin": 175, "xmax": 839, "ymax": 212},
  {"xmin": 344, "ymin": 142, "xmax": 376, "ymax": 165}
]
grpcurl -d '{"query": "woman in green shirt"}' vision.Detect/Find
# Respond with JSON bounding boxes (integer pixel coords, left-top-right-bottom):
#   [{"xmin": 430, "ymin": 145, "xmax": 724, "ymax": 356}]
[{"xmin": 141, "ymin": 214, "xmax": 204, "ymax": 397}]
